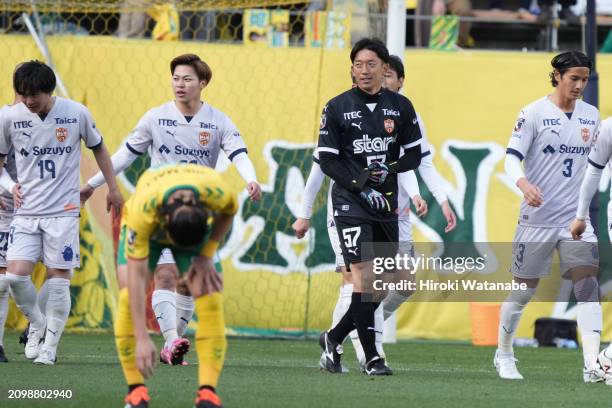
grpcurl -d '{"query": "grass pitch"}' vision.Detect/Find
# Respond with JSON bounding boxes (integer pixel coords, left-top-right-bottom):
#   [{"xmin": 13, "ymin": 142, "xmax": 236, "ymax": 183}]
[{"xmin": 0, "ymin": 332, "xmax": 610, "ymax": 407}]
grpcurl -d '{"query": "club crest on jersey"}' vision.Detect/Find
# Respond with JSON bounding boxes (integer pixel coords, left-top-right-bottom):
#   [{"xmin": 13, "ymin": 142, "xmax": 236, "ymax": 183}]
[
  {"xmin": 582, "ymin": 128, "xmax": 590, "ymax": 142},
  {"xmin": 199, "ymin": 131, "xmax": 211, "ymax": 146},
  {"xmin": 320, "ymin": 114, "xmax": 326, "ymax": 129},
  {"xmin": 514, "ymin": 117, "xmax": 525, "ymax": 133},
  {"xmin": 56, "ymin": 127, "xmax": 68, "ymax": 142},
  {"xmin": 384, "ymin": 119, "xmax": 394, "ymax": 134}
]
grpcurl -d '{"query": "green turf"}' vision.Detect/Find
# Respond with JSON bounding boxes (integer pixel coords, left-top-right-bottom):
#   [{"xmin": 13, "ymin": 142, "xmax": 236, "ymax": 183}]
[{"xmin": 0, "ymin": 332, "xmax": 610, "ymax": 407}]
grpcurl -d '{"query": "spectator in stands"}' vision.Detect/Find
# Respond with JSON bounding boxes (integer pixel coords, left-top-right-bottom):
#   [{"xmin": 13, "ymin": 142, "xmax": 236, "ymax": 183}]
[
  {"xmin": 416, "ymin": 0, "xmax": 473, "ymax": 48},
  {"xmin": 116, "ymin": 0, "xmax": 148, "ymax": 38}
]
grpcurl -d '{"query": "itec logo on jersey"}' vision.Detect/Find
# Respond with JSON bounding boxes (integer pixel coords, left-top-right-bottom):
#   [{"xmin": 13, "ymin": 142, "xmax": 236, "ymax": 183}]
[{"xmin": 56, "ymin": 128, "xmax": 68, "ymax": 142}]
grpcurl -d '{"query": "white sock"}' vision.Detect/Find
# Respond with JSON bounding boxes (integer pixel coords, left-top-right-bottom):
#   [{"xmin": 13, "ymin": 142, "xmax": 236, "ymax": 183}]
[
  {"xmin": 577, "ymin": 302, "xmax": 602, "ymax": 368},
  {"xmin": 573, "ymin": 276, "xmax": 601, "ymax": 368},
  {"xmin": 0, "ymin": 275, "xmax": 9, "ymax": 347},
  {"xmin": 5, "ymin": 273, "xmax": 44, "ymax": 329},
  {"xmin": 382, "ymin": 290, "xmax": 411, "ymax": 321},
  {"xmin": 37, "ymin": 279, "xmax": 50, "ymax": 317},
  {"xmin": 374, "ymin": 303, "xmax": 385, "ymax": 358},
  {"xmin": 498, "ymin": 287, "xmax": 536, "ymax": 355},
  {"xmin": 42, "ymin": 278, "xmax": 71, "ymax": 353},
  {"xmin": 331, "ymin": 284, "xmax": 353, "ymax": 327},
  {"xmin": 152, "ymin": 289, "xmax": 178, "ymax": 346},
  {"xmin": 175, "ymin": 293, "xmax": 194, "ymax": 338}
]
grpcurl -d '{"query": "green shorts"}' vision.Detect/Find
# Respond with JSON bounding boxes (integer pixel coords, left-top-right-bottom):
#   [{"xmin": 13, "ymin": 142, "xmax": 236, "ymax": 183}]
[{"xmin": 117, "ymin": 225, "xmax": 222, "ymax": 274}]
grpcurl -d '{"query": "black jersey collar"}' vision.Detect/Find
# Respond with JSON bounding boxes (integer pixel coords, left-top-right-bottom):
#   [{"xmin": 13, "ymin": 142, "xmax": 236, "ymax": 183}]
[{"xmin": 351, "ymin": 86, "xmax": 384, "ymax": 102}]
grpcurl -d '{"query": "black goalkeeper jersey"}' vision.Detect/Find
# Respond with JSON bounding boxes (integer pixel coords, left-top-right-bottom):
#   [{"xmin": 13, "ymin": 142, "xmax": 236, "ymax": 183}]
[{"xmin": 317, "ymin": 86, "xmax": 422, "ymax": 221}]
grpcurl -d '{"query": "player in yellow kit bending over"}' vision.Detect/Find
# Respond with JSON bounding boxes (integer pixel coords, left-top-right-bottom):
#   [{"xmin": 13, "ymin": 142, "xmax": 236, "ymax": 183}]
[{"xmin": 115, "ymin": 164, "xmax": 237, "ymax": 408}]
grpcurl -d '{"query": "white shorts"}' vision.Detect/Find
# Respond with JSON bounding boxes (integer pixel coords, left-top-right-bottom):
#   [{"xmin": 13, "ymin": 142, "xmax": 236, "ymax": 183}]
[
  {"xmin": 0, "ymin": 213, "xmax": 13, "ymax": 268},
  {"xmin": 510, "ymin": 224, "xmax": 598, "ymax": 280},
  {"xmin": 327, "ymin": 223, "xmax": 345, "ymax": 268},
  {"xmin": 7, "ymin": 216, "xmax": 80, "ymax": 269}
]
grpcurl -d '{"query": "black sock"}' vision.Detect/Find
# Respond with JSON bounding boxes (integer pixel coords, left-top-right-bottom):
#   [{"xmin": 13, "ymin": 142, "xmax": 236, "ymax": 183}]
[
  {"xmin": 199, "ymin": 385, "xmax": 216, "ymax": 393},
  {"xmin": 328, "ymin": 293, "xmax": 359, "ymax": 344},
  {"xmin": 128, "ymin": 384, "xmax": 145, "ymax": 393},
  {"xmin": 351, "ymin": 295, "xmax": 380, "ymax": 363}
]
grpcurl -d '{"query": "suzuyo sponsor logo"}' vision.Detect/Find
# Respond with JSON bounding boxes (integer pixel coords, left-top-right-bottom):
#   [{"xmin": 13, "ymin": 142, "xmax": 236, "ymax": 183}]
[
  {"xmin": 559, "ymin": 144, "xmax": 590, "ymax": 155},
  {"xmin": 33, "ymin": 145, "xmax": 72, "ymax": 155},
  {"xmin": 384, "ymin": 119, "xmax": 394, "ymax": 134},
  {"xmin": 199, "ymin": 131, "xmax": 211, "ymax": 146},
  {"xmin": 578, "ymin": 118, "xmax": 596, "ymax": 126},
  {"xmin": 174, "ymin": 145, "xmax": 209, "ymax": 157},
  {"xmin": 581, "ymin": 128, "xmax": 590, "ymax": 142},
  {"xmin": 56, "ymin": 127, "xmax": 68, "ymax": 142},
  {"xmin": 353, "ymin": 134, "xmax": 394, "ymax": 154}
]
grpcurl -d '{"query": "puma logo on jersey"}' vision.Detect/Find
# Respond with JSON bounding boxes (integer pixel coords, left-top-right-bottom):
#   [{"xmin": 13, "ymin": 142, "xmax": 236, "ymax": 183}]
[
  {"xmin": 22, "ymin": 131, "xmax": 32, "ymax": 138},
  {"xmin": 550, "ymin": 129, "xmax": 560, "ymax": 136},
  {"xmin": 353, "ymin": 134, "xmax": 394, "ymax": 154},
  {"xmin": 351, "ymin": 122, "xmax": 362, "ymax": 130},
  {"xmin": 32, "ymin": 146, "xmax": 72, "ymax": 155},
  {"xmin": 166, "ymin": 130, "xmax": 176, "ymax": 137}
]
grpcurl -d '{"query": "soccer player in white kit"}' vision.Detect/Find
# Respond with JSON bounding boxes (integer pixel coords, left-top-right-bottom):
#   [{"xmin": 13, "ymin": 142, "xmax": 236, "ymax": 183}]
[
  {"xmin": 292, "ymin": 55, "xmax": 456, "ymax": 370},
  {"xmin": 81, "ymin": 54, "xmax": 261, "ymax": 366},
  {"xmin": 0, "ymin": 91, "xmax": 22, "ymax": 363},
  {"xmin": 495, "ymin": 51, "xmax": 603, "ymax": 382},
  {"xmin": 0, "ymin": 61, "xmax": 122, "ymax": 365},
  {"xmin": 570, "ymin": 115, "xmax": 612, "ymax": 384}
]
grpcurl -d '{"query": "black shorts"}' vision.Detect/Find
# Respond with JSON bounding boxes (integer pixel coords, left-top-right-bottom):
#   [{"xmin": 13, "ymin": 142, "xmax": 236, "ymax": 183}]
[{"xmin": 335, "ymin": 216, "xmax": 399, "ymax": 266}]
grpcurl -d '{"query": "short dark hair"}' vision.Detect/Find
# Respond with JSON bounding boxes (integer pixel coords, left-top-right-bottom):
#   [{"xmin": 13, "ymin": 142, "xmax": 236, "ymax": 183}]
[
  {"xmin": 350, "ymin": 38, "xmax": 390, "ymax": 64},
  {"xmin": 388, "ymin": 55, "xmax": 405, "ymax": 80},
  {"xmin": 549, "ymin": 50, "xmax": 592, "ymax": 87},
  {"xmin": 13, "ymin": 60, "xmax": 56, "ymax": 96},
  {"xmin": 170, "ymin": 53, "xmax": 212, "ymax": 84},
  {"xmin": 167, "ymin": 205, "xmax": 209, "ymax": 247}
]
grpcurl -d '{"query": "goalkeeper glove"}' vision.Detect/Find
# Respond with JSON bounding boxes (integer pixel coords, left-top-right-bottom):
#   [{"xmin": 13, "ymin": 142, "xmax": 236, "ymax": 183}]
[
  {"xmin": 359, "ymin": 187, "xmax": 391, "ymax": 213},
  {"xmin": 366, "ymin": 161, "xmax": 396, "ymax": 185}
]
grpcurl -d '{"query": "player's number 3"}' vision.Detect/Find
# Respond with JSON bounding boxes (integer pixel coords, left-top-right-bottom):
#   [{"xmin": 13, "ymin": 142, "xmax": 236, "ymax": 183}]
[{"xmin": 562, "ymin": 158, "xmax": 573, "ymax": 178}]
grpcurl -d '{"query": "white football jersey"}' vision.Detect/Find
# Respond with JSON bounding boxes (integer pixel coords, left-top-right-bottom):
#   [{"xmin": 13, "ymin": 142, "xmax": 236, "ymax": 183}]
[
  {"xmin": 125, "ymin": 101, "xmax": 248, "ymax": 167},
  {"xmin": 398, "ymin": 112, "xmax": 431, "ymax": 221},
  {"xmin": 588, "ymin": 117, "xmax": 612, "ymax": 170},
  {"xmin": 0, "ymin": 105, "xmax": 17, "ymax": 216},
  {"xmin": 0, "ymin": 97, "xmax": 102, "ymax": 217},
  {"xmin": 507, "ymin": 96, "xmax": 600, "ymax": 227}
]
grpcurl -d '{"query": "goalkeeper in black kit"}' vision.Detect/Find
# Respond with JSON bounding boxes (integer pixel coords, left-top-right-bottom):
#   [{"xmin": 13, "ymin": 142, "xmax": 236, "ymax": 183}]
[{"xmin": 317, "ymin": 38, "xmax": 423, "ymax": 376}]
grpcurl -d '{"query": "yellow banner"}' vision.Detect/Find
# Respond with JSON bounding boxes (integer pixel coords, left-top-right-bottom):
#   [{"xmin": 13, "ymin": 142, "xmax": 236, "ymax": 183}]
[{"xmin": 2, "ymin": 36, "xmax": 612, "ymax": 341}]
